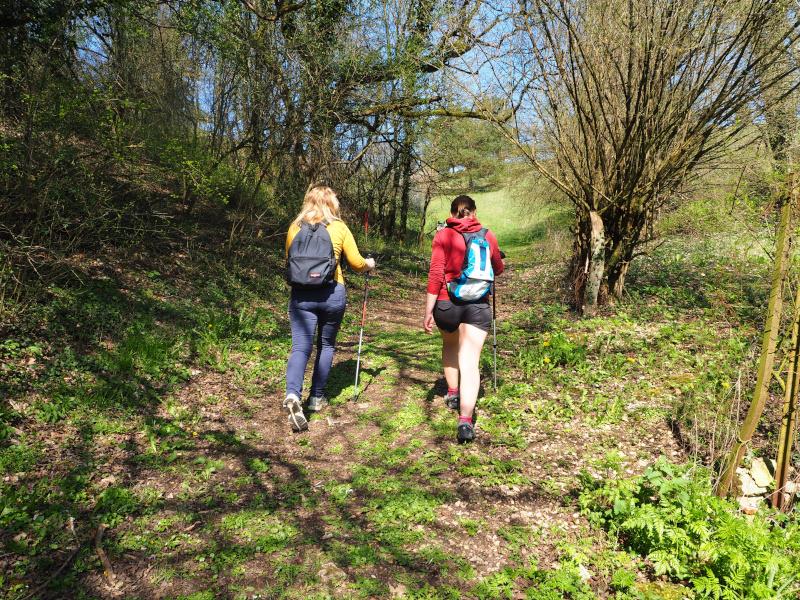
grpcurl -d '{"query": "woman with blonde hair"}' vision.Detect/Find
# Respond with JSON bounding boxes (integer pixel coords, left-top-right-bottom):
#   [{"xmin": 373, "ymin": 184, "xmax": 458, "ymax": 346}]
[{"xmin": 283, "ymin": 186, "xmax": 375, "ymax": 431}]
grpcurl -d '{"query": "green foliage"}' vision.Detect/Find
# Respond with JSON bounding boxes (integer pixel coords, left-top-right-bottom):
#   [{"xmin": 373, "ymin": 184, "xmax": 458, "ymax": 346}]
[
  {"xmin": 580, "ymin": 459, "xmax": 800, "ymax": 598},
  {"xmin": 610, "ymin": 567, "xmax": 636, "ymax": 591},
  {"xmin": 424, "ymin": 118, "xmax": 510, "ymax": 191},
  {"xmin": 0, "ymin": 441, "xmax": 41, "ymax": 474},
  {"xmin": 248, "ymin": 458, "xmax": 270, "ymax": 473},
  {"xmin": 219, "ymin": 510, "xmax": 298, "ymax": 552},
  {"xmin": 457, "ymin": 455, "xmax": 529, "ymax": 487},
  {"xmin": 458, "ymin": 517, "xmax": 481, "ymax": 536},
  {"xmin": 517, "ymin": 331, "xmax": 586, "ymax": 377},
  {"xmin": 526, "ymin": 564, "xmax": 595, "ymax": 600},
  {"xmin": 497, "ymin": 525, "xmax": 538, "ymax": 552},
  {"xmin": 474, "ymin": 561, "xmax": 595, "ymax": 600},
  {"xmin": 477, "ymin": 385, "xmax": 532, "ymax": 449},
  {"xmin": 158, "ymin": 138, "xmax": 276, "ymax": 214},
  {"xmin": 367, "ymin": 490, "xmax": 441, "ymax": 527},
  {"xmin": 33, "ymin": 392, "xmax": 77, "ymax": 424},
  {"xmin": 96, "ymin": 486, "xmax": 138, "ymax": 527},
  {"xmin": 474, "ymin": 566, "xmax": 517, "ymax": 599}
]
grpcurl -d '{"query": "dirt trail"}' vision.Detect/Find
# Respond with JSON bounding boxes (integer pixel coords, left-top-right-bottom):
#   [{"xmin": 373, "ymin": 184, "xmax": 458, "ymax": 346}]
[{"xmin": 70, "ymin": 262, "xmax": 685, "ymax": 599}]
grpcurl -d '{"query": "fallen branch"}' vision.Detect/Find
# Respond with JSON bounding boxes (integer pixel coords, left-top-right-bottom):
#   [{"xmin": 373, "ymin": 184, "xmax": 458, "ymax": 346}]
[{"xmin": 95, "ymin": 523, "xmax": 116, "ymax": 588}]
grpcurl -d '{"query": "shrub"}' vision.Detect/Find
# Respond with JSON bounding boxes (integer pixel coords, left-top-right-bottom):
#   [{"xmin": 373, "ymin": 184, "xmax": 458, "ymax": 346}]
[{"xmin": 579, "ymin": 458, "xmax": 800, "ymax": 599}]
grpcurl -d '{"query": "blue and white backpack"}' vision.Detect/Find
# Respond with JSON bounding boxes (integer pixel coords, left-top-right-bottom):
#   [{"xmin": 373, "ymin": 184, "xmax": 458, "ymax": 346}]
[{"xmin": 446, "ymin": 228, "xmax": 494, "ymax": 302}]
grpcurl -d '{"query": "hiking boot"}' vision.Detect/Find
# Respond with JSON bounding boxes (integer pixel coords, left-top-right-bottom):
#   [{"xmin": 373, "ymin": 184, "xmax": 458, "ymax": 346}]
[
  {"xmin": 444, "ymin": 392, "xmax": 460, "ymax": 411},
  {"xmin": 306, "ymin": 395, "xmax": 328, "ymax": 412},
  {"xmin": 284, "ymin": 394, "xmax": 308, "ymax": 432},
  {"xmin": 457, "ymin": 421, "xmax": 475, "ymax": 444}
]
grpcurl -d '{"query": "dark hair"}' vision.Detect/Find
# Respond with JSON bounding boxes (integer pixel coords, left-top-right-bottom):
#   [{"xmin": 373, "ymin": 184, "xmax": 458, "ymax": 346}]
[{"xmin": 450, "ymin": 195, "xmax": 476, "ymax": 218}]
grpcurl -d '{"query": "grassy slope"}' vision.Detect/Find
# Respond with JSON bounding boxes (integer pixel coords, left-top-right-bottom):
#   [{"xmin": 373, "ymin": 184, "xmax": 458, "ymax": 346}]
[
  {"xmin": 425, "ymin": 189, "xmax": 570, "ymax": 250},
  {"xmin": 0, "ymin": 186, "xmax": 796, "ymax": 599}
]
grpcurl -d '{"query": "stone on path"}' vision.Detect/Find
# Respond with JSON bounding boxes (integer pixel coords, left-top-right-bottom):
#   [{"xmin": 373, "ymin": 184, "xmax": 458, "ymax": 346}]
[
  {"xmin": 738, "ymin": 495, "xmax": 762, "ymax": 515},
  {"xmin": 751, "ymin": 457, "xmax": 773, "ymax": 488},
  {"xmin": 765, "ymin": 457, "xmax": 778, "ymax": 476},
  {"xmin": 578, "ymin": 564, "xmax": 593, "ymax": 582},
  {"xmin": 736, "ymin": 468, "xmax": 766, "ymax": 496},
  {"xmin": 389, "ymin": 583, "xmax": 407, "ymax": 598},
  {"xmin": 317, "ymin": 561, "xmax": 346, "ymax": 583}
]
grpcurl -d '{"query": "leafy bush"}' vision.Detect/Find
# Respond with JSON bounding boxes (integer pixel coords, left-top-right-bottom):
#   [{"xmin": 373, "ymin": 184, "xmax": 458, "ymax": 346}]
[
  {"xmin": 579, "ymin": 458, "xmax": 800, "ymax": 599},
  {"xmin": 517, "ymin": 331, "xmax": 586, "ymax": 378},
  {"xmin": 159, "ymin": 138, "xmax": 241, "ymax": 208}
]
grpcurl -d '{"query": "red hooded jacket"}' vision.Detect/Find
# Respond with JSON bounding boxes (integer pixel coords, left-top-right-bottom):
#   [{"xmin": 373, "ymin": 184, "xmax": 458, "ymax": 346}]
[{"xmin": 427, "ymin": 216, "xmax": 504, "ymax": 301}]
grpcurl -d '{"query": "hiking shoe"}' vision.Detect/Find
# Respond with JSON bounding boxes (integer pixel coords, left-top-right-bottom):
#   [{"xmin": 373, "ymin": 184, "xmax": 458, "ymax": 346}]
[
  {"xmin": 284, "ymin": 394, "xmax": 308, "ymax": 432},
  {"xmin": 457, "ymin": 421, "xmax": 475, "ymax": 444},
  {"xmin": 444, "ymin": 392, "xmax": 460, "ymax": 410},
  {"xmin": 306, "ymin": 395, "xmax": 328, "ymax": 412}
]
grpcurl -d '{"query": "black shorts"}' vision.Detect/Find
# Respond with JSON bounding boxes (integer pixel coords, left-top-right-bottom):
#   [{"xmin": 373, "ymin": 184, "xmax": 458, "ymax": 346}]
[{"xmin": 433, "ymin": 299, "xmax": 491, "ymax": 333}]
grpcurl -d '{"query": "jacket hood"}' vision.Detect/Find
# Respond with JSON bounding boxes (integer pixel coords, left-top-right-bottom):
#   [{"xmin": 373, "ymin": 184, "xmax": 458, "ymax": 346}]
[{"xmin": 445, "ymin": 216, "xmax": 483, "ymax": 233}]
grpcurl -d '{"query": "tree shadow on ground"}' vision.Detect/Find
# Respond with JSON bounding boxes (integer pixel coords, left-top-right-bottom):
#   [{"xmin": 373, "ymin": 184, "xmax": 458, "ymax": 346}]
[
  {"xmin": 2, "ymin": 243, "xmax": 557, "ymax": 598},
  {"xmin": 324, "ymin": 358, "xmax": 387, "ymax": 403}
]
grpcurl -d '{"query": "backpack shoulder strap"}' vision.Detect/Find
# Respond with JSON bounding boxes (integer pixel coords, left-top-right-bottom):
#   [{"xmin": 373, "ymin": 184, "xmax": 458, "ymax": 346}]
[
  {"xmin": 461, "ymin": 229, "xmax": 484, "ymax": 244},
  {"xmin": 317, "ymin": 220, "xmax": 336, "ymax": 262},
  {"xmin": 289, "ymin": 223, "xmax": 308, "ymax": 247},
  {"xmin": 458, "ymin": 231, "xmax": 474, "ymax": 273}
]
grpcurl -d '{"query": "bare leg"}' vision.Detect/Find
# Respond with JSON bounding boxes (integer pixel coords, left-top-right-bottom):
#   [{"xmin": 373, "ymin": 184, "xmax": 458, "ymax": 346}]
[
  {"xmin": 440, "ymin": 328, "xmax": 460, "ymax": 391},
  {"xmin": 458, "ymin": 323, "xmax": 488, "ymax": 420}
]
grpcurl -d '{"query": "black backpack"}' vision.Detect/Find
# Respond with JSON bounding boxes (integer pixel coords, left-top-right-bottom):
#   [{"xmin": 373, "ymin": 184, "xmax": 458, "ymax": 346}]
[{"xmin": 286, "ymin": 222, "xmax": 337, "ymax": 288}]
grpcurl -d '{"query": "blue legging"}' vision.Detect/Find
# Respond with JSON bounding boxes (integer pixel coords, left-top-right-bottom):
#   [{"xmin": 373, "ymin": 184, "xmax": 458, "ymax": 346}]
[{"xmin": 285, "ymin": 283, "xmax": 346, "ymax": 399}]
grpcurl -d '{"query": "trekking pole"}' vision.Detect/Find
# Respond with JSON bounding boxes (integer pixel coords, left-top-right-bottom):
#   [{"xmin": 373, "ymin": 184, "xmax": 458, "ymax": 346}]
[
  {"xmin": 493, "ymin": 251, "xmax": 505, "ymax": 391},
  {"xmin": 353, "ymin": 257, "xmax": 372, "ymax": 401},
  {"xmin": 492, "ymin": 280, "xmax": 498, "ymax": 391}
]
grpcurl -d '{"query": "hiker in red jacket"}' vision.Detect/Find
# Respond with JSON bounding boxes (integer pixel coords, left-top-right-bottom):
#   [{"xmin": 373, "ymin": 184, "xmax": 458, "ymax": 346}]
[{"xmin": 424, "ymin": 195, "xmax": 504, "ymax": 443}]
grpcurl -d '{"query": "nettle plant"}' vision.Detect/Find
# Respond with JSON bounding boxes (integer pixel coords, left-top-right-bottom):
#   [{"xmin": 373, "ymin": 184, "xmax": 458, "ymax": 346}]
[{"xmin": 579, "ymin": 459, "xmax": 800, "ymax": 599}]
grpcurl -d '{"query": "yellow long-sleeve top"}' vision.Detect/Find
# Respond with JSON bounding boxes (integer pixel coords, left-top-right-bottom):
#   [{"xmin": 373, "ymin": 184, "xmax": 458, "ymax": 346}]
[{"xmin": 285, "ymin": 220, "xmax": 369, "ymax": 285}]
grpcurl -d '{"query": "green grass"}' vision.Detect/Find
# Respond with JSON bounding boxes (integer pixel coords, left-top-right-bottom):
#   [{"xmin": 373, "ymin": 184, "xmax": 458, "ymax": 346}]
[{"xmin": 426, "ymin": 188, "xmax": 572, "ymax": 252}]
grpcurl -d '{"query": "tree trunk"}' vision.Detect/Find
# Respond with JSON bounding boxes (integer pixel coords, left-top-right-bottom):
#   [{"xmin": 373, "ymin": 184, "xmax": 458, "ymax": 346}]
[
  {"xmin": 418, "ymin": 185, "xmax": 432, "ymax": 245},
  {"xmin": 583, "ymin": 210, "xmax": 605, "ymax": 315},
  {"xmin": 772, "ymin": 281, "xmax": 800, "ymax": 510},
  {"xmin": 399, "ymin": 141, "xmax": 412, "ymax": 241},
  {"xmin": 717, "ymin": 7, "xmax": 797, "ymax": 497},
  {"xmin": 610, "ymin": 262, "xmax": 629, "ymax": 301},
  {"xmin": 567, "ymin": 210, "xmax": 591, "ymax": 308},
  {"xmin": 716, "ymin": 182, "xmax": 795, "ymax": 497},
  {"xmin": 570, "ymin": 199, "xmax": 648, "ymax": 310},
  {"xmin": 384, "ymin": 162, "xmax": 400, "ymax": 239}
]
